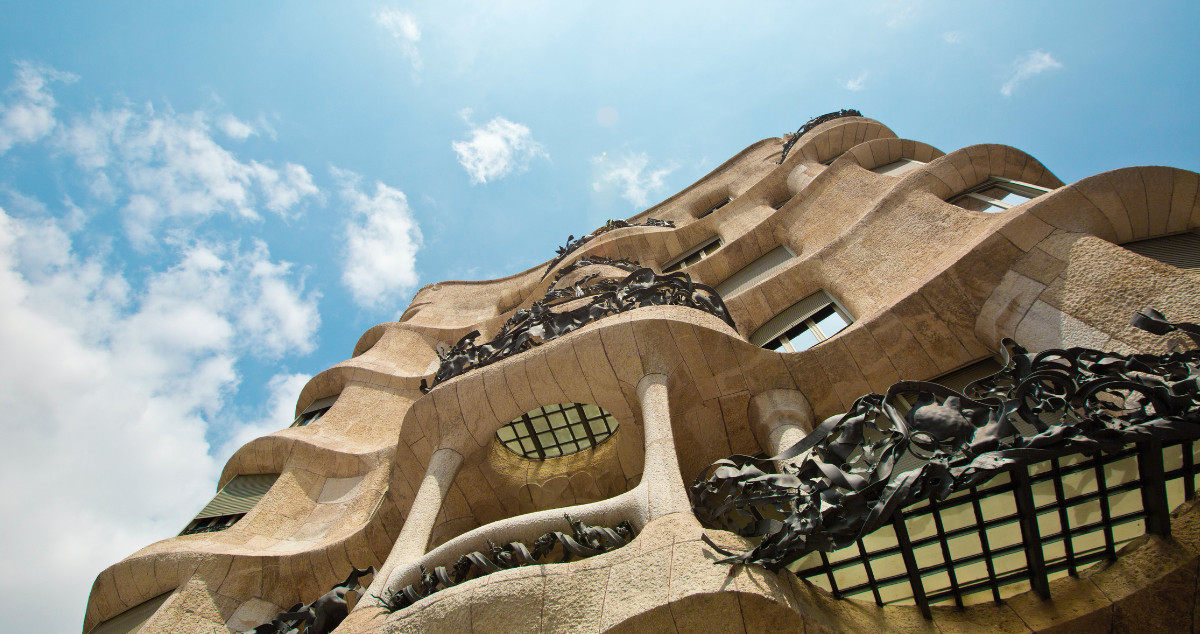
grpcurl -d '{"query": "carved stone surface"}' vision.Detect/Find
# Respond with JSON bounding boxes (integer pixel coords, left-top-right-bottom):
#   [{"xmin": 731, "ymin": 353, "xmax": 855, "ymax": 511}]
[
  {"xmin": 421, "ymin": 267, "xmax": 735, "ymax": 392},
  {"xmin": 777, "ymin": 108, "xmax": 864, "ymax": 164},
  {"xmin": 375, "ymin": 515, "xmax": 635, "ymax": 613},
  {"xmin": 690, "ymin": 309, "xmax": 1200, "ymax": 571}
]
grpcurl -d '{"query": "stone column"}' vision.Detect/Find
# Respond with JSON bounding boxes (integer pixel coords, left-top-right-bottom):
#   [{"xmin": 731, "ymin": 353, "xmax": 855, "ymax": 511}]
[
  {"xmin": 363, "ymin": 447, "xmax": 463, "ymax": 605},
  {"xmin": 636, "ymin": 373, "xmax": 693, "ymax": 520},
  {"xmin": 749, "ymin": 389, "xmax": 815, "ymax": 458}
]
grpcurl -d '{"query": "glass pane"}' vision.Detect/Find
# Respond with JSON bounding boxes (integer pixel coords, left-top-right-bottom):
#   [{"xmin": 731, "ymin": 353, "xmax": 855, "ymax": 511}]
[
  {"xmin": 570, "ymin": 423, "xmax": 587, "ymax": 439},
  {"xmin": 547, "ymin": 411, "xmax": 568, "ymax": 429},
  {"xmin": 589, "ymin": 418, "xmax": 610, "ymax": 435},
  {"xmin": 995, "ymin": 187, "xmax": 1034, "ymax": 206},
  {"xmin": 496, "ymin": 425, "xmax": 517, "ymax": 442},
  {"xmin": 565, "ymin": 407, "xmax": 581, "ymax": 423},
  {"xmin": 582, "ymin": 404, "xmax": 602, "ymax": 419},
  {"xmin": 788, "ymin": 328, "xmax": 819, "ymax": 351},
  {"xmin": 531, "ymin": 417, "xmax": 550, "ymax": 433},
  {"xmin": 554, "ymin": 427, "xmax": 573, "ymax": 443},
  {"xmin": 814, "ymin": 309, "xmax": 849, "ymax": 339}
]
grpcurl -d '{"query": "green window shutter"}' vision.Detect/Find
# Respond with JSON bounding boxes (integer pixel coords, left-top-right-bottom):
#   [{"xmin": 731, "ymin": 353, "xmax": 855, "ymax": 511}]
[
  {"xmin": 193, "ymin": 473, "xmax": 279, "ymax": 520},
  {"xmin": 87, "ymin": 591, "xmax": 172, "ymax": 634}
]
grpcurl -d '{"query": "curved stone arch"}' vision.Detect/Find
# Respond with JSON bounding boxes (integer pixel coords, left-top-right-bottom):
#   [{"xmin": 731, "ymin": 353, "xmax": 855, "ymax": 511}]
[
  {"xmin": 789, "ymin": 117, "xmax": 898, "ymax": 166},
  {"xmin": 1026, "ymin": 165, "xmax": 1200, "ymax": 244},
  {"xmin": 915, "ymin": 143, "xmax": 1064, "ymax": 205},
  {"xmin": 840, "ymin": 136, "xmax": 945, "ymax": 171}
]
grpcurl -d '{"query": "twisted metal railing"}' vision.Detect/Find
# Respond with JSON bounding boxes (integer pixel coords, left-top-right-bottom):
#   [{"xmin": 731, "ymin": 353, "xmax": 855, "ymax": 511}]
[
  {"xmin": 244, "ymin": 566, "xmax": 375, "ymax": 634},
  {"xmin": 777, "ymin": 108, "xmax": 863, "ymax": 164},
  {"xmin": 542, "ymin": 218, "xmax": 673, "ymax": 279},
  {"xmin": 373, "ymin": 514, "xmax": 635, "ymax": 613},
  {"xmin": 420, "ymin": 267, "xmax": 734, "ymax": 392},
  {"xmin": 692, "ymin": 308, "xmax": 1200, "ymax": 575}
]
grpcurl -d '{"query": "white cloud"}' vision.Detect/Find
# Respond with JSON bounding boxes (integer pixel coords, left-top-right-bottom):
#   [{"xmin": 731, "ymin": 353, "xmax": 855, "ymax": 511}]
[
  {"xmin": 451, "ymin": 111, "xmax": 548, "ymax": 184},
  {"xmin": 57, "ymin": 104, "xmax": 320, "ymax": 246},
  {"xmin": 334, "ymin": 168, "xmax": 423, "ymax": 309},
  {"xmin": 0, "ymin": 207, "xmax": 319, "ymax": 632},
  {"xmin": 842, "ymin": 71, "xmax": 868, "ymax": 91},
  {"xmin": 218, "ymin": 114, "xmax": 256, "ymax": 140},
  {"xmin": 374, "ymin": 8, "xmax": 422, "ymax": 72},
  {"xmin": 1001, "ymin": 50, "xmax": 1063, "ymax": 97},
  {"xmin": 591, "ymin": 152, "xmax": 677, "ymax": 207},
  {"xmin": 942, "ymin": 31, "xmax": 962, "ymax": 44},
  {"xmin": 0, "ymin": 61, "xmax": 76, "ymax": 154}
]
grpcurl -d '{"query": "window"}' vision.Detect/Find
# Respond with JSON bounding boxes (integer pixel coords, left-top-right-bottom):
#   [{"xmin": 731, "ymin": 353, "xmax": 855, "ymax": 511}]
[
  {"xmin": 662, "ymin": 236, "xmax": 723, "ymax": 273},
  {"xmin": 1122, "ymin": 230, "xmax": 1200, "ymax": 270},
  {"xmin": 179, "ymin": 473, "xmax": 279, "ymax": 536},
  {"xmin": 871, "ymin": 158, "xmax": 925, "ymax": 176},
  {"xmin": 292, "ymin": 394, "xmax": 337, "ymax": 427},
  {"xmin": 751, "ymin": 290, "xmax": 853, "ymax": 352},
  {"xmin": 88, "ymin": 591, "xmax": 173, "ymax": 634},
  {"xmin": 698, "ymin": 196, "xmax": 732, "ymax": 218},
  {"xmin": 714, "ymin": 245, "xmax": 796, "ymax": 298},
  {"xmin": 496, "ymin": 403, "xmax": 619, "ymax": 459},
  {"xmin": 949, "ymin": 176, "xmax": 1051, "ymax": 212}
]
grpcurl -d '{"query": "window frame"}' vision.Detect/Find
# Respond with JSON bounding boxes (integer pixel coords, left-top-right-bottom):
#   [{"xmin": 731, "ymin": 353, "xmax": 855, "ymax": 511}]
[
  {"xmin": 751, "ymin": 290, "xmax": 853, "ymax": 352},
  {"xmin": 949, "ymin": 176, "xmax": 1052, "ymax": 212},
  {"xmin": 661, "ymin": 236, "xmax": 723, "ymax": 273},
  {"xmin": 496, "ymin": 403, "xmax": 619, "ymax": 460},
  {"xmin": 697, "ymin": 196, "xmax": 732, "ymax": 218},
  {"xmin": 871, "ymin": 157, "xmax": 926, "ymax": 176},
  {"xmin": 291, "ymin": 394, "xmax": 338, "ymax": 428}
]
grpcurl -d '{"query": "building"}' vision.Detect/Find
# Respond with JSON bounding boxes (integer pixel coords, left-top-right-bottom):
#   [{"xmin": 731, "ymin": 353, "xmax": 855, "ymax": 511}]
[{"xmin": 84, "ymin": 112, "xmax": 1200, "ymax": 633}]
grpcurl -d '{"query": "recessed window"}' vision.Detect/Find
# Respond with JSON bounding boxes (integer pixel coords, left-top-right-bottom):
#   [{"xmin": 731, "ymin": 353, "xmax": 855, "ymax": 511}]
[
  {"xmin": 751, "ymin": 290, "xmax": 853, "ymax": 352},
  {"xmin": 180, "ymin": 473, "xmax": 278, "ymax": 536},
  {"xmin": 949, "ymin": 177, "xmax": 1051, "ymax": 213},
  {"xmin": 292, "ymin": 394, "xmax": 337, "ymax": 428},
  {"xmin": 872, "ymin": 158, "xmax": 925, "ymax": 176},
  {"xmin": 1122, "ymin": 230, "xmax": 1200, "ymax": 270},
  {"xmin": 698, "ymin": 196, "xmax": 732, "ymax": 218},
  {"xmin": 662, "ymin": 236, "xmax": 723, "ymax": 273},
  {"xmin": 714, "ymin": 245, "xmax": 796, "ymax": 298},
  {"xmin": 496, "ymin": 403, "xmax": 619, "ymax": 459}
]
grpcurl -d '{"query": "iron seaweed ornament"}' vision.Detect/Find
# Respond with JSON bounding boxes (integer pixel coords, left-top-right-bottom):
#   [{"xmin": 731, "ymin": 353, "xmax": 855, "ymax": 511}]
[
  {"xmin": 542, "ymin": 218, "xmax": 673, "ymax": 279},
  {"xmin": 691, "ymin": 308, "xmax": 1200, "ymax": 572},
  {"xmin": 777, "ymin": 108, "xmax": 864, "ymax": 165},
  {"xmin": 420, "ymin": 267, "xmax": 735, "ymax": 392},
  {"xmin": 245, "ymin": 566, "xmax": 375, "ymax": 634},
  {"xmin": 374, "ymin": 514, "xmax": 635, "ymax": 613}
]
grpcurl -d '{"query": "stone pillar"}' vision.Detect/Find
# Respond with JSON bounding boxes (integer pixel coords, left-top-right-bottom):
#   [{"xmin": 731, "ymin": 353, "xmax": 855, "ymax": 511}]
[
  {"xmin": 636, "ymin": 373, "xmax": 693, "ymax": 520},
  {"xmin": 363, "ymin": 447, "xmax": 463, "ymax": 605},
  {"xmin": 749, "ymin": 389, "xmax": 815, "ymax": 457}
]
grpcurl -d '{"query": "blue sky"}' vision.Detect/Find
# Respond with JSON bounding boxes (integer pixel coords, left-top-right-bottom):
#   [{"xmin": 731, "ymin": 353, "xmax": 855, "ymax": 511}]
[{"xmin": 0, "ymin": 1, "xmax": 1197, "ymax": 630}]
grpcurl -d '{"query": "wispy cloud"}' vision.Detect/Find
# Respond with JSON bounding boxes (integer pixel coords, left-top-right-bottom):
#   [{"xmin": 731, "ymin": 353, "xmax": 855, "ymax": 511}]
[
  {"xmin": 874, "ymin": 0, "xmax": 922, "ymax": 27},
  {"xmin": 0, "ymin": 208, "xmax": 320, "ymax": 632},
  {"xmin": 374, "ymin": 8, "xmax": 422, "ymax": 72},
  {"xmin": 451, "ymin": 110, "xmax": 547, "ymax": 184},
  {"xmin": 334, "ymin": 167, "xmax": 423, "ymax": 309},
  {"xmin": 1001, "ymin": 50, "xmax": 1063, "ymax": 97},
  {"xmin": 57, "ymin": 104, "xmax": 319, "ymax": 247},
  {"xmin": 591, "ymin": 152, "xmax": 677, "ymax": 207},
  {"xmin": 842, "ymin": 71, "xmax": 868, "ymax": 91},
  {"xmin": 217, "ymin": 114, "xmax": 256, "ymax": 141},
  {"xmin": 0, "ymin": 61, "xmax": 76, "ymax": 154},
  {"xmin": 942, "ymin": 31, "xmax": 962, "ymax": 44}
]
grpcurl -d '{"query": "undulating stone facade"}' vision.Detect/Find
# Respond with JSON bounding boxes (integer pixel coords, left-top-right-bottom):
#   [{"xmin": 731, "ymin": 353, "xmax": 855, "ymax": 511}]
[{"xmin": 85, "ymin": 114, "xmax": 1200, "ymax": 633}]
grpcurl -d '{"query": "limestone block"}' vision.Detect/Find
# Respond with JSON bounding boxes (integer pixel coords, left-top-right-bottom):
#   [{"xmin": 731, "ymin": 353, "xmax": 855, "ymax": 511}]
[{"xmin": 600, "ymin": 544, "xmax": 675, "ymax": 630}]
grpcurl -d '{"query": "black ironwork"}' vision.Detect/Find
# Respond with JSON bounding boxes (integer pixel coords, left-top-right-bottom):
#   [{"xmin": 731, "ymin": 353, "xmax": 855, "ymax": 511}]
[
  {"xmin": 543, "ymin": 218, "xmax": 674, "ymax": 279},
  {"xmin": 421, "ymin": 268, "xmax": 735, "ymax": 392},
  {"xmin": 692, "ymin": 308, "xmax": 1200, "ymax": 578},
  {"xmin": 245, "ymin": 566, "xmax": 375, "ymax": 634},
  {"xmin": 498, "ymin": 402, "xmax": 619, "ymax": 459},
  {"xmin": 547, "ymin": 255, "xmax": 642, "ymax": 289},
  {"xmin": 777, "ymin": 109, "xmax": 864, "ymax": 164},
  {"xmin": 375, "ymin": 515, "xmax": 635, "ymax": 613}
]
